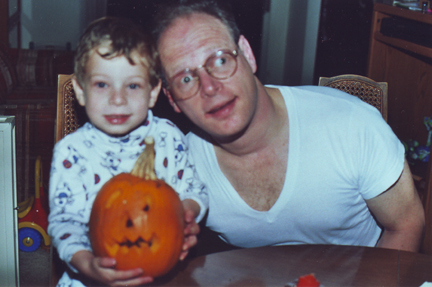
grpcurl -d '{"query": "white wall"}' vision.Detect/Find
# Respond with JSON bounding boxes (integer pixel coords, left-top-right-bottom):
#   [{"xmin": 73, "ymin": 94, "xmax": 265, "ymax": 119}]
[
  {"xmin": 259, "ymin": 0, "xmax": 322, "ymax": 86},
  {"xmin": 9, "ymin": 0, "xmax": 106, "ymax": 50}
]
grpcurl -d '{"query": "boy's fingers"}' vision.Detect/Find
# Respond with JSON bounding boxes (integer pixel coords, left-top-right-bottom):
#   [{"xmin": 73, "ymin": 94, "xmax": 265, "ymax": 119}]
[
  {"xmin": 112, "ymin": 268, "xmax": 145, "ymax": 280},
  {"xmin": 184, "ymin": 208, "xmax": 195, "ymax": 223},
  {"xmin": 97, "ymin": 257, "xmax": 117, "ymax": 268},
  {"xmin": 111, "ymin": 275, "xmax": 153, "ymax": 287}
]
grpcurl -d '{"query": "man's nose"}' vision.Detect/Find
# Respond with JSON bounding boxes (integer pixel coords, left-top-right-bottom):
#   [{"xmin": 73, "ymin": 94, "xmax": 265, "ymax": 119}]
[
  {"xmin": 197, "ymin": 69, "xmax": 221, "ymax": 97},
  {"xmin": 109, "ymin": 88, "xmax": 127, "ymax": 105}
]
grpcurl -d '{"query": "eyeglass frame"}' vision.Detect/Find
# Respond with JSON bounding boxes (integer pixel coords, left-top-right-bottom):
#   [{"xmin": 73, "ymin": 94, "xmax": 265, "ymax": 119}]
[{"xmin": 164, "ymin": 49, "xmax": 239, "ymax": 101}]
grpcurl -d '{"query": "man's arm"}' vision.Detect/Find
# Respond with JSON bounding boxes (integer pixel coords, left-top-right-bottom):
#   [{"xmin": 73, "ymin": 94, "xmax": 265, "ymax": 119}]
[{"xmin": 366, "ymin": 159, "xmax": 425, "ymax": 252}]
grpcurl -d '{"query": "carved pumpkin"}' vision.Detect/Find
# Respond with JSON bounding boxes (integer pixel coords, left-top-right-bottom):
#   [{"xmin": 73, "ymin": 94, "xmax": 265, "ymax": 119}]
[{"xmin": 89, "ymin": 137, "xmax": 184, "ymax": 277}]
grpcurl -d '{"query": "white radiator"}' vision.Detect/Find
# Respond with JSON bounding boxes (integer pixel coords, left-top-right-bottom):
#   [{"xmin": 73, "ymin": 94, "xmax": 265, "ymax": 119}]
[{"xmin": 0, "ymin": 115, "xmax": 19, "ymax": 286}]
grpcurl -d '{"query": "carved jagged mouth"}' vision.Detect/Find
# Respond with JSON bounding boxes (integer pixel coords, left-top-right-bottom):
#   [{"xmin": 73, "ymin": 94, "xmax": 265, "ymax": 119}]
[{"xmin": 118, "ymin": 237, "xmax": 152, "ymax": 248}]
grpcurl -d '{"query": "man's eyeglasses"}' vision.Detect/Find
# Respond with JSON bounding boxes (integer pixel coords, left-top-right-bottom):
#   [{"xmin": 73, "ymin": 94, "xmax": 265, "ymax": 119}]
[{"xmin": 167, "ymin": 49, "xmax": 238, "ymax": 101}]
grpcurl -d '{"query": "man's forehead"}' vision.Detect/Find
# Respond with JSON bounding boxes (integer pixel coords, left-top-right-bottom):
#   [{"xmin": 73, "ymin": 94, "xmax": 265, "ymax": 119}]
[
  {"xmin": 160, "ymin": 13, "xmax": 233, "ymax": 46},
  {"xmin": 158, "ymin": 13, "xmax": 235, "ymax": 74}
]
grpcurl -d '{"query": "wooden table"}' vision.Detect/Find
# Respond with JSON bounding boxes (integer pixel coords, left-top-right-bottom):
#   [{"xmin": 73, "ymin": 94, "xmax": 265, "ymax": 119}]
[{"xmin": 153, "ymin": 245, "xmax": 432, "ymax": 286}]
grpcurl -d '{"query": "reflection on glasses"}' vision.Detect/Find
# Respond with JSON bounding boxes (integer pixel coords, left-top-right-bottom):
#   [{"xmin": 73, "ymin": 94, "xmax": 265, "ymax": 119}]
[{"xmin": 168, "ymin": 49, "xmax": 238, "ymax": 101}]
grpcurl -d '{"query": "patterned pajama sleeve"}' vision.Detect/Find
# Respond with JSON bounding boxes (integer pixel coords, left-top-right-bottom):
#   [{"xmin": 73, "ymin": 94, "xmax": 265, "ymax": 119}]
[{"xmin": 48, "ymin": 145, "xmax": 93, "ymax": 272}]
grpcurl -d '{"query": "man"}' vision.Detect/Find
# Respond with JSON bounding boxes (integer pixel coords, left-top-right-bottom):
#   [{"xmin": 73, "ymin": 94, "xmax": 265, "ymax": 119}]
[{"xmin": 153, "ymin": 0, "xmax": 425, "ymax": 252}]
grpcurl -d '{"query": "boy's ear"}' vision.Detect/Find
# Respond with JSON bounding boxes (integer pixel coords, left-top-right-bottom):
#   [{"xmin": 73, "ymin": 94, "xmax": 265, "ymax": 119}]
[
  {"xmin": 71, "ymin": 76, "xmax": 86, "ymax": 107},
  {"xmin": 163, "ymin": 87, "xmax": 182, "ymax": 113},
  {"xmin": 148, "ymin": 79, "xmax": 162, "ymax": 108},
  {"xmin": 238, "ymin": 35, "xmax": 257, "ymax": 74}
]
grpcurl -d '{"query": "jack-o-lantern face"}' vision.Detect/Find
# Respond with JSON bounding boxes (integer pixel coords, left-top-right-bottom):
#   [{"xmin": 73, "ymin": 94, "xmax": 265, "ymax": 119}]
[{"xmin": 89, "ymin": 173, "xmax": 184, "ymax": 277}]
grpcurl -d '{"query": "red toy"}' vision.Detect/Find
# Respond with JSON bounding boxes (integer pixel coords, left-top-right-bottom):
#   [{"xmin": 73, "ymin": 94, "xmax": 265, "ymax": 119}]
[
  {"xmin": 297, "ymin": 274, "xmax": 320, "ymax": 287},
  {"xmin": 17, "ymin": 156, "xmax": 51, "ymax": 252}
]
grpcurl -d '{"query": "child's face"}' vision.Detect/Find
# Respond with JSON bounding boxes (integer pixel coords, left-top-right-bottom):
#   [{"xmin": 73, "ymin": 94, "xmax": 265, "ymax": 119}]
[{"xmin": 72, "ymin": 48, "xmax": 161, "ymax": 137}]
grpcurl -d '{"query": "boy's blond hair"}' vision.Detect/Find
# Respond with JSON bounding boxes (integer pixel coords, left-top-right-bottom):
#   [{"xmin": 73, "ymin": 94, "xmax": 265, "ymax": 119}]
[{"xmin": 74, "ymin": 17, "xmax": 159, "ymax": 87}]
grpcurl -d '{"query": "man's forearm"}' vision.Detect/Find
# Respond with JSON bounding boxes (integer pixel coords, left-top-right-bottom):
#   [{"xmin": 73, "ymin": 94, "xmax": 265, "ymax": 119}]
[{"xmin": 377, "ymin": 226, "xmax": 424, "ymax": 252}]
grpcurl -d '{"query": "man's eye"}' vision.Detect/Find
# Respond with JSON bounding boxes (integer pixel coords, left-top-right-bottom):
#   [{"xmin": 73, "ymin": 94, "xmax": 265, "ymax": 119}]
[
  {"xmin": 214, "ymin": 57, "xmax": 227, "ymax": 67},
  {"xmin": 180, "ymin": 75, "xmax": 193, "ymax": 85}
]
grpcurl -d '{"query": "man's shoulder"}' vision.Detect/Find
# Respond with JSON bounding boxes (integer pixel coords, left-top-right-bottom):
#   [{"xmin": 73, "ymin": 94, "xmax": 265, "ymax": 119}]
[
  {"xmin": 186, "ymin": 129, "xmax": 206, "ymax": 143},
  {"xmin": 186, "ymin": 130, "xmax": 212, "ymax": 152},
  {"xmin": 269, "ymin": 84, "xmax": 357, "ymax": 101},
  {"xmin": 151, "ymin": 115, "xmax": 186, "ymax": 137},
  {"xmin": 272, "ymin": 84, "xmax": 374, "ymax": 114}
]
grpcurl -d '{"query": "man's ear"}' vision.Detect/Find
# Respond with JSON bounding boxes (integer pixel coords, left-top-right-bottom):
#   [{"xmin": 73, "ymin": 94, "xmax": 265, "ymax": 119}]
[
  {"xmin": 163, "ymin": 87, "xmax": 182, "ymax": 113},
  {"xmin": 238, "ymin": 35, "xmax": 257, "ymax": 73},
  {"xmin": 148, "ymin": 79, "xmax": 162, "ymax": 108},
  {"xmin": 71, "ymin": 77, "xmax": 86, "ymax": 107}
]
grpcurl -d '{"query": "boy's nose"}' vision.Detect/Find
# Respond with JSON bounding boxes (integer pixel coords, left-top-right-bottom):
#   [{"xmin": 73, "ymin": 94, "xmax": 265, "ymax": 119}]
[
  {"xmin": 197, "ymin": 69, "xmax": 221, "ymax": 98},
  {"xmin": 109, "ymin": 89, "xmax": 127, "ymax": 105}
]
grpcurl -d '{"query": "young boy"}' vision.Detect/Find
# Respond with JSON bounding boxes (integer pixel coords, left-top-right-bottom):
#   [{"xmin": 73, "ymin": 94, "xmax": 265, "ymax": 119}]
[{"xmin": 48, "ymin": 17, "xmax": 208, "ymax": 287}]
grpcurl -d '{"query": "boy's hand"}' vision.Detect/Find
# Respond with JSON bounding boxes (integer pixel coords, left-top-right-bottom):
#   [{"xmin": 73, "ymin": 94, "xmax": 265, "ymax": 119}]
[
  {"xmin": 180, "ymin": 199, "xmax": 201, "ymax": 260},
  {"xmin": 71, "ymin": 250, "xmax": 154, "ymax": 286},
  {"xmin": 180, "ymin": 208, "xmax": 200, "ymax": 260}
]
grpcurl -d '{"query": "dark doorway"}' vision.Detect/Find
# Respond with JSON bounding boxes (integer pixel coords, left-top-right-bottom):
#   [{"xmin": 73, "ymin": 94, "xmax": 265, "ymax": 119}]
[{"xmin": 314, "ymin": 0, "xmax": 374, "ymax": 84}]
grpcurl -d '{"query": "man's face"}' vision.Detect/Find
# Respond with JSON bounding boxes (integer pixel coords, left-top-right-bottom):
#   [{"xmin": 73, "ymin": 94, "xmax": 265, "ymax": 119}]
[{"xmin": 158, "ymin": 13, "xmax": 259, "ymax": 141}]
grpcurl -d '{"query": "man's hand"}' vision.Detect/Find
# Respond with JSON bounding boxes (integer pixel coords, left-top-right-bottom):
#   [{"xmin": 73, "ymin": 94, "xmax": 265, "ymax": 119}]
[
  {"xmin": 180, "ymin": 199, "xmax": 201, "ymax": 260},
  {"xmin": 70, "ymin": 250, "xmax": 154, "ymax": 286}
]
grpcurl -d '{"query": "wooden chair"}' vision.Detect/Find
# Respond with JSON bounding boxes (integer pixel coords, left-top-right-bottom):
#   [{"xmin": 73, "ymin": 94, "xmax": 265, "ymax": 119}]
[
  {"xmin": 51, "ymin": 74, "xmax": 86, "ymax": 286},
  {"xmin": 55, "ymin": 74, "xmax": 87, "ymax": 143},
  {"xmin": 318, "ymin": 74, "xmax": 388, "ymax": 122}
]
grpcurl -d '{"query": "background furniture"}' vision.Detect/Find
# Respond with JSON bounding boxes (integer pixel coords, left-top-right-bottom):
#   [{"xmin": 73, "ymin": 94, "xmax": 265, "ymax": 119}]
[
  {"xmin": 55, "ymin": 74, "xmax": 87, "ymax": 143},
  {"xmin": 154, "ymin": 245, "xmax": 432, "ymax": 286},
  {"xmin": 0, "ymin": 43, "xmax": 74, "ymax": 203},
  {"xmin": 367, "ymin": 2, "xmax": 432, "ymax": 256},
  {"xmin": 50, "ymin": 74, "xmax": 84, "ymax": 286},
  {"xmin": 318, "ymin": 74, "xmax": 388, "ymax": 121},
  {"xmin": 368, "ymin": 3, "xmax": 432, "ymax": 144}
]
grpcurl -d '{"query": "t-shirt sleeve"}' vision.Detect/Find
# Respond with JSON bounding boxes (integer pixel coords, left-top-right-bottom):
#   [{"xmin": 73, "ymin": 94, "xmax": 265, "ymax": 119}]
[{"xmin": 349, "ymin": 101, "xmax": 405, "ymax": 200}]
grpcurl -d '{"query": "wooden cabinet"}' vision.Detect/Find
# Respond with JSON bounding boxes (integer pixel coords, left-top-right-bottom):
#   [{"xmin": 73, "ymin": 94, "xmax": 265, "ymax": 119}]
[
  {"xmin": 367, "ymin": 3, "xmax": 432, "ymax": 144},
  {"xmin": 367, "ymin": 3, "xmax": 432, "ymax": 255}
]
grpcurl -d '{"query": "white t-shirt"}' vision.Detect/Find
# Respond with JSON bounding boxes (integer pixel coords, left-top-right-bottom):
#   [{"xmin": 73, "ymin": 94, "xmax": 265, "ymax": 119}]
[{"xmin": 187, "ymin": 85, "xmax": 404, "ymax": 248}]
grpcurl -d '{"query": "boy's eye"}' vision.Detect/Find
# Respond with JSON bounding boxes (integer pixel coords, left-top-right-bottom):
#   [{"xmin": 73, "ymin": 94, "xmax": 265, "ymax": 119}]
[
  {"xmin": 129, "ymin": 84, "xmax": 140, "ymax": 89},
  {"xmin": 96, "ymin": 82, "xmax": 107, "ymax": 88}
]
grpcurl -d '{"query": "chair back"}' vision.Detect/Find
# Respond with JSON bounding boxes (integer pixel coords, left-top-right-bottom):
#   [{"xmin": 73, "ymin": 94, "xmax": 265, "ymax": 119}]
[
  {"xmin": 55, "ymin": 74, "xmax": 87, "ymax": 142},
  {"xmin": 318, "ymin": 74, "xmax": 388, "ymax": 121},
  {"xmin": 52, "ymin": 73, "xmax": 87, "ymax": 285}
]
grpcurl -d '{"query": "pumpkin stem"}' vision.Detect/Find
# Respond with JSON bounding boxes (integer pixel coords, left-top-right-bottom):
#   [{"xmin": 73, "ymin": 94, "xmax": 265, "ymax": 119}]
[{"xmin": 131, "ymin": 136, "xmax": 157, "ymax": 180}]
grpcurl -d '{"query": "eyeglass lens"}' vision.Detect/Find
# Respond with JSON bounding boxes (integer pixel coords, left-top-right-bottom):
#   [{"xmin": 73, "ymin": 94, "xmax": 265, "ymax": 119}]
[{"xmin": 172, "ymin": 50, "xmax": 237, "ymax": 100}]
